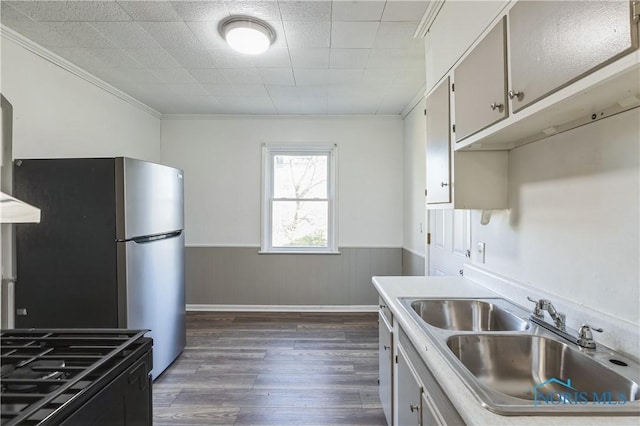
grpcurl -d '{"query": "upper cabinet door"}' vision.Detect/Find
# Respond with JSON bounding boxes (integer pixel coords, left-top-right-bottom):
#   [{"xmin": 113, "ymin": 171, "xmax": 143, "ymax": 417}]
[
  {"xmin": 454, "ymin": 17, "xmax": 508, "ymax": 142},
  {"xmin": 425, "ymin": 77, "xmax": 451, "ymax": 205},
  {"xmin": 509, "ymin": 0, "xmax": 639, "ymax": 113}
]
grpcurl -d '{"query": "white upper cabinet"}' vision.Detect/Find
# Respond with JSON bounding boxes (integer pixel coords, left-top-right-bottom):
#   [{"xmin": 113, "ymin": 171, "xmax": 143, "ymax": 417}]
[
  {"xmin": 509, "ymin": 1, "xmax": 638, "ymax": 113},
  {"xmin": 443, "ymin": 0, "xmax": 639, "ymax": 151},
  {"xmin": 454, "ymin": 17, "xmax": 508, "ymax": 141},
  {"xmin": 425, "ymin": 77, "xmax": 451, "ymax": 205}
]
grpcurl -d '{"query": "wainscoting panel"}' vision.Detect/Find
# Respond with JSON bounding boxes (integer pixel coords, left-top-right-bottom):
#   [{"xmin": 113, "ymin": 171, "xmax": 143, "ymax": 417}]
[
  {"xmin": 402, "ymin": 248, "xmax": 425, "ymax": 276},
  {"xmin": 185, "ymin": 247, "xmax": 402, "ymax": 306}
]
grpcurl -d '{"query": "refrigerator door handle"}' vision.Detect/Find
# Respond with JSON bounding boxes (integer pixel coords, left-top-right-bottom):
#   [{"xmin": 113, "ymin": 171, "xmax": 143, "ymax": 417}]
[{"xmin": 129, "ymin": 231, "xmax": 183, "ymax": 244}]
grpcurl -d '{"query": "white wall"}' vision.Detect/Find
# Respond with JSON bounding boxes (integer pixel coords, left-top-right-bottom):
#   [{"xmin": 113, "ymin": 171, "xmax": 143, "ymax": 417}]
[
  {"xmin": 161, "ymin": 115, "xmax": 403, "ymax": 247},
  {"xmin": 471, "ymin": 108, "xmax": 640, "ymax": 325},
  {"xmin": 1, "ymin": 36, "xmax": 161, "ymax": 161},
  {"xmin": 402, "ymin": 98, "xmax": 426, "ymax": 258}
]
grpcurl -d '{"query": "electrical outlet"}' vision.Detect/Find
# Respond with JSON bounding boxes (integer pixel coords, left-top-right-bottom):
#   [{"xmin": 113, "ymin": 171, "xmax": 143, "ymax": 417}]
[{"xmin": 477, "ymin": 242, "xmax": 486, "ymax": 264}]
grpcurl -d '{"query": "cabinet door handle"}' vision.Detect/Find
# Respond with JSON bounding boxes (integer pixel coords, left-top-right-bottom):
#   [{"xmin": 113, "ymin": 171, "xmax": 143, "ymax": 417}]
[
  {"xmin": 383, "ymin": 345, "xmax": 391, "ymax": 351},
  {"xmin": 490, "ymin": 102, "xmax": 503, "ymax": 111},
  {"xmin": 440, "ymin": 182, "xmax": 448, "ymax": 187},
  {"xmin": 410, "ymin": 403, "xmax": 420, "ymax": 413},
  {"xmin": 508, "ymin": 90, "xmax": 522, "ymax": 100}
]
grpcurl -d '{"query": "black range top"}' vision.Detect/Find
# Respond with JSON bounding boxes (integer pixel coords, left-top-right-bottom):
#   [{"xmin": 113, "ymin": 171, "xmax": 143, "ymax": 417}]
[{"xmin": 1, "ymin": 329, "xmax": 153, "ymax": 426}]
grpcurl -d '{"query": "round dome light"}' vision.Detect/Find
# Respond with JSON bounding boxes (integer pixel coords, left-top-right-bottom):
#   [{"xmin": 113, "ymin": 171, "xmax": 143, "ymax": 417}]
[{"xmin": 219, "ymin": 16, "xmax": 275, "ymax": 55}]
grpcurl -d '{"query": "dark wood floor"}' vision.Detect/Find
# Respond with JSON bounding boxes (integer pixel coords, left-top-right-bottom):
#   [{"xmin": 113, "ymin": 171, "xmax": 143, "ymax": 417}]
[{"xmin": 153, "ymin": 311, "xmax": 387, "ymax": 426}]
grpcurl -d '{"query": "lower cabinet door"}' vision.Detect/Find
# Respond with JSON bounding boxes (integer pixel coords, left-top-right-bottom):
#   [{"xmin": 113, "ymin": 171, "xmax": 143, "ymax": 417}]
[
  {"xmin": 421, "ymin": 391, "xmax": 442, "ymax": 426},
  {"xmin": 379, "ymin": 312, "xmax": 393, "ymax": 425},
  {"xmin": 397, "ymin": 345, "xmax": 422, "ymax": 426}
]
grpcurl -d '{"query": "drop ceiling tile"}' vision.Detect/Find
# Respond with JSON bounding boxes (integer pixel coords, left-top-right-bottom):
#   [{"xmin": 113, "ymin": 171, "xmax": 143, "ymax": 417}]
[
  {"xmin": 170, "ymin": 1, "xmax": 229, "ymax": 22},
  {"xmin": 253, "ymin": 48, "xmax": 292, "ymax": 68},
  {"xmin": 266, "ymin": 85, "xmax": 299, "ymax": 98},
  {"xmin": 203, "ymin": 84, "xmax": 269, "ymax": 97},
  {"xmin": 327, "ymin": 95, "xmax": 381, "ymax": 114},
  {"xmin": 117, "ymin": 1, "xmax": 183, "ymax": 22},
  {"xmin": 187, "ymin": 21, "xmax": 228, "ymax": 50},
  {"xmin": 283, "ymin": 21, "xmax": 330, "ymax": 48},
  {"xmin": 57, "ymin": 47, "xmax": 141, "ymax": 69},
  {"xmin": 187, "ymin": 68, "xmax": 228, "ymax": 84},
  {"xmin": 367, "ymin": 48, "xmax": 421, "ymax": 68},
  {"xmin": 92, "ymin": 67, "xmax": 163, "ymax": 85},
  {"xmin": 362, "ymin": 67, "xmax": 402, "ymax": 84},
  {"xmin": 165, "ymin": 46, "xmax": 217, "ymax": 68},
  {"xmin": 294, "ymin": 68, "xmax": 363, "ymax": 86},
  {"xmin": 377, "ymin": 97, "xmax": 409, "ymax": 114},
  {"xmin": 259, "ymin": 68, "xmax": 295, "ymax": 85},
  {"xmin": 164, "ymin": 84, "xmax": 209, "ymax": 97},
  {"xmin": 331, "ymin": 1, "xmax": 385, "ymax": 22},
  {"xmin": 124, "ymin": 48, "xmax": 182, "ymax": 68},
  {"xmin": 265, "ymin": 21, "xmax": 287, "ymax": 49},
  {"xmin": 267, "ymin": 85, "xmax": 327, "ymax": 98},
  {"xmin": 278, "ymin": 1, "xmax": 331, "ymax": 21},
  {"xmin": 382, "ymin": 1, "xmax": 429, "ymax": 22},
  {"xmin": 289, "ymin": 48, "xmax": 329, "ymax": 68},
  {"xmin": 16, "ymin": 22, "xmax": 117, "ymax": 48},
  {"xmin": 271, "ymin": 96, "xmax": 328, "ymax": 114},
  {"xmin": 6, "ymin": 1, "xmax": 131, "ymax": 22},
  {"xmin": 293, "ymin": 68, "xmax": 330, "ymax": 85},
  {"xmin": 0, "ymin": 2, "xmax": 29, "ymax": 25},
  {"xmin": 220, "ymin": 68, "xmax": 263, "ymax": 85},
  {"xmin": 151, "ymin": 68, "xmax": 199, "ymax": 84},
  {"xmin": 213, "ymin": 96, "xmax": 277, "ymax": 114},
  {"xmin": 329, "ymin": 48, "xmax": 370, "ymax": 68},
  {"xmin": 223, "ymin": 0, "xmax": 281, "ymax": 21},
  {"xmin": 374, "ymin": 22, "xmax": 418, "ymax": 48},
  {"xmin": 209, "ymin": 49, "xmax": 256, "ymax": 68},
  {"xmin": 329, "ymin": 68, "xmax": 365, "ymax": 85},
  {"xmin": 89, "ymin": 22, "xmax": 161, "ymax": 49},
  {"xmin": 331, "ymin": 21, "xmax": 379, "ymax": 48},
  {"xmin": 137, "ymin": 22, "xmax": 202, "ymax": 49}
]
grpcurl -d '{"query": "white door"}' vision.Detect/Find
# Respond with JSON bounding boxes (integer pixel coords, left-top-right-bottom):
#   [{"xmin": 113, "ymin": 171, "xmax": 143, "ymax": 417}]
[{"xmin": 427, "ymin": 209, "xmax": 471, "ymax": 276}]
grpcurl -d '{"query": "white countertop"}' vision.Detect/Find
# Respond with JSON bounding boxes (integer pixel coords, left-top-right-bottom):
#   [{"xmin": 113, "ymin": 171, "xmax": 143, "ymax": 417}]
[{"xmin": 372, "ymin": 275, "xmax": 639, "ymax": 425}]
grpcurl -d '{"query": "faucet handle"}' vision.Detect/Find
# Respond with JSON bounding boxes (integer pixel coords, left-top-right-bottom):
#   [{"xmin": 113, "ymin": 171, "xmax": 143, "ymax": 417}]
[
  {"xmin": 577, "ymin": 324, "xmax": 603, "ymax": 349},
  {"xmin": 579, "ymin": 324, "xmax": 603, "ymax": 336},
  {"xmin": 526, "ymin": 296, "xmax": 543, "ymax": 316}
]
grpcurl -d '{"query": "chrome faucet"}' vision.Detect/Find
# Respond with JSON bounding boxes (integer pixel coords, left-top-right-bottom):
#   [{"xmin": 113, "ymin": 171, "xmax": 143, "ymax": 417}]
[
  {"xmin": 527, "ymin": 297, "xmax": 604, "ymax": 349},
  {"xmin": 527, "ymin": 297, "xmax": 566, "ymax": 330}
]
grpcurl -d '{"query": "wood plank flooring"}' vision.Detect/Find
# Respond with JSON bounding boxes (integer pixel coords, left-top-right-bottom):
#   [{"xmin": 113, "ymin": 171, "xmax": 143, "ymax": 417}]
[{"xmin": 153, "ymin": 312, "xmax": 387, "ymax": 426}]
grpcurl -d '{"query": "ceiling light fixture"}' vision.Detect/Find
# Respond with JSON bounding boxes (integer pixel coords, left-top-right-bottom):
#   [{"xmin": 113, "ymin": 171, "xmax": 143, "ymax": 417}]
[{"xmin": 219, "ymin": 16, "xmax": 275, "ymax": 55}]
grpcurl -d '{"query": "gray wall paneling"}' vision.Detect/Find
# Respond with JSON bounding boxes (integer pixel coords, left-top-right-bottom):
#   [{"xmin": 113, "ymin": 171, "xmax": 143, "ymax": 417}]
[
  {"xmin": 402, "ymin": 248, "xmax": 425, "ymax": 276},
  {"xmin": 185, "ymin": 247, "xmax": 402, "ymax": 306}
]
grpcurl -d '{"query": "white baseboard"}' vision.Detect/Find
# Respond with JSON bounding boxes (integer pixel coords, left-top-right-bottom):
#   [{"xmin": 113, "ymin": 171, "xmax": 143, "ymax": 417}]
[{"xmin": 186, "ymin": 304, "xmax": 378, "ymax": 313}]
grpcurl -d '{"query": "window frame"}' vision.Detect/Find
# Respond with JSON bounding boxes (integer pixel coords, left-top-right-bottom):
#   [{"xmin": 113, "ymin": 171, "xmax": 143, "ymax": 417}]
[{"xmin": 260, "ymin": 143, "xmax": 338, "ymax": 254}]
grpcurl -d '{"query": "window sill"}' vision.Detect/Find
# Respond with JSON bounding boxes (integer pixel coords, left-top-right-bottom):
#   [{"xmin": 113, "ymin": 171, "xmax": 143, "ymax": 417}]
[{"xmin": 258, "ymin": 250, "xmax": 341, "ymax": 255}]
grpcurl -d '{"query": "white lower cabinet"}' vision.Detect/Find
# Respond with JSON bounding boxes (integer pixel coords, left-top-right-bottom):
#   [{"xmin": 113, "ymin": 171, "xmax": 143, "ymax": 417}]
[
  {"xmin": 379, "ymin": 310, "xmax": 393, "ymax": 425},
  {"xmin": 397, "ymin": 345, "xmax": 422, "ymax": 426},
  {"xmin": 396, "ymin": 327, "xmax": 465, "ymax": 426}
]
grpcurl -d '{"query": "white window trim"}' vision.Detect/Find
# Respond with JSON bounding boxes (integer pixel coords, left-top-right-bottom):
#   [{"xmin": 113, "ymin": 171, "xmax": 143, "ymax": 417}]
[{"xmin": 260, "ymin": 143, "xmax": 339, "ymax": 254}]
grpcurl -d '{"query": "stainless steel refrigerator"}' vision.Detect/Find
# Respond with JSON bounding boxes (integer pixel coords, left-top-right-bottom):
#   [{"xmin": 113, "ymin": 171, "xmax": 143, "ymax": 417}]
[{"xmin": 13, "ymin": 157, "xmax": 185, "ymax": 379}]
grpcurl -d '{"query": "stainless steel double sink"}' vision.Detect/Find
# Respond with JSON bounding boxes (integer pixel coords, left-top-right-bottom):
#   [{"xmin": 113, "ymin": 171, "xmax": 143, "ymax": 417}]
[{"xmin": 399, "ymin": 298, "xmax": 640, "ymax": 416}]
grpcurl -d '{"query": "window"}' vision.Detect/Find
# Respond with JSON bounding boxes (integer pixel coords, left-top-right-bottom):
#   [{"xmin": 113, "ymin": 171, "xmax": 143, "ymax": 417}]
[{"xmin": 261, "ymin": 144, "xmax": 337, "ymax": 253}]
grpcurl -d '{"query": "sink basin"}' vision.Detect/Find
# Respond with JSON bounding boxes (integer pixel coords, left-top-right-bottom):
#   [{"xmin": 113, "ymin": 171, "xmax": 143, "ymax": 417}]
[
  {"xmin": 410, "ymin": 299, "xmax": 529, "ymax": 332},
  {"xmin": 447, "ymin": 334, "xmax": 640, "ymax": 403}
]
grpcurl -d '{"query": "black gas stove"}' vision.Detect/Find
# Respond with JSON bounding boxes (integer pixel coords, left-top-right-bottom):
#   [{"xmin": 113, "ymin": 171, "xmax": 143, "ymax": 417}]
[{"xmin": 1, "ymin": 329, "xmax": 153, "ymax": 426}]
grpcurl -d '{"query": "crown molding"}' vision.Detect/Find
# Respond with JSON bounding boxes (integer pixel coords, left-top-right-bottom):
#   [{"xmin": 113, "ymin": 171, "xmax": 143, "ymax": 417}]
[
  {"xmin": 161, "ymin": 113, "xmax": 403, "ymax": 120},
  {"xmin": 414, "ymin": 0, "xmax": 445, "ymax": 39},
  {"xmin": 1, "ymin": 25, "xmax": 162, "ymax": 119}
]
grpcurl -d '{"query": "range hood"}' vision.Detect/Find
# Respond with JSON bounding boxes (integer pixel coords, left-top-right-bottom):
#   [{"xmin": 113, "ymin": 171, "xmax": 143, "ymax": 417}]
[{"xmin": 0, "ymin": 191, "xmax": 40, "ymax": 223}]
